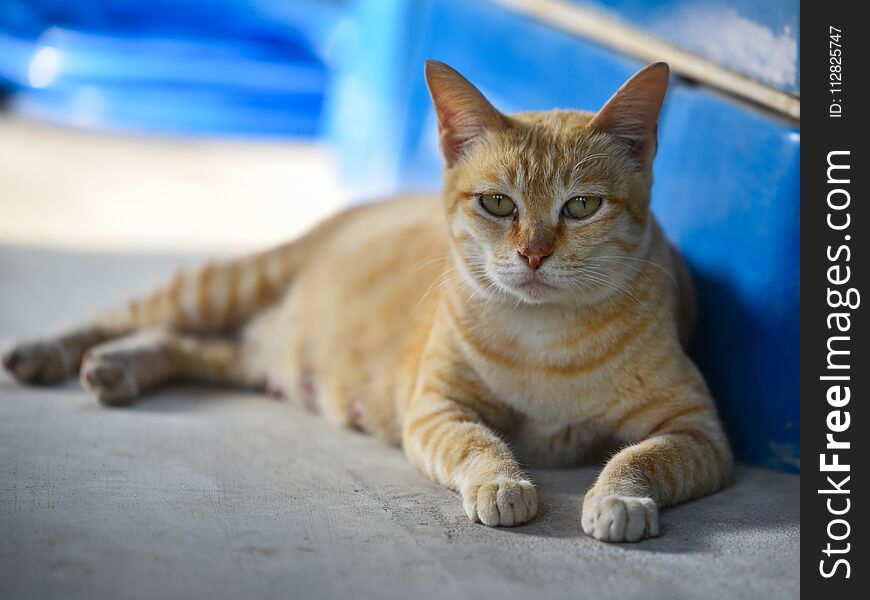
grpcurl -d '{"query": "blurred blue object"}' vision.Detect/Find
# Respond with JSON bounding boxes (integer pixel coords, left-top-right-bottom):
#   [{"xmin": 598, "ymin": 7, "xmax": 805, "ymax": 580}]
[
  {"xmin": 324, "ymin": 0, "xmax": 800, "ymax": 471},
  {"xmin": 0, "ymin": 0, "xmax": 346, "ymax": 137}
]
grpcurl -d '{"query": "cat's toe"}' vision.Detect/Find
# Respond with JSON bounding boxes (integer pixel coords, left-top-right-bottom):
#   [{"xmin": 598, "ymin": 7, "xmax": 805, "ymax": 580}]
[
  {"xmin": 463, "ymin": 478, "xmax": 538, "ymax": 527},
  {"xmin": 3, "ymin": 340, "xmax": 74, "ymax": 384},
  {"xmin": 80, "ymin": 355, "xmax": 138, "ymax": 406},
  {"xmin": 581, "ymin": 491, "xmax": 658, "ymax": 542}
]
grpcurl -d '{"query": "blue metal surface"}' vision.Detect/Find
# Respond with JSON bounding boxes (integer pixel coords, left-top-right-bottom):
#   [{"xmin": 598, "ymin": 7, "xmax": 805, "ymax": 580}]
[
  {"xmin": 325, "ymin": 0, "xmax": 800, "ymax": 471},
  {"xmin": 572, "ymin": 0, "xmax": 799, "ymax": 93},
  {"xmin": 653, "ymin": 86, "xmax": 800, "ymax": 471}
]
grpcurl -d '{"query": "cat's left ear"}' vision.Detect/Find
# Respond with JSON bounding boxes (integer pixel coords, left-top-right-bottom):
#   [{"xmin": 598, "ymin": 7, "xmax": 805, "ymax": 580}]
[
  {"xmin": 588, "ymin": 62, "xmax": 670, "ymax": 170},
  {"xmin": 425, "ymin": 60, "xmax": 509, "ymax": 167}
]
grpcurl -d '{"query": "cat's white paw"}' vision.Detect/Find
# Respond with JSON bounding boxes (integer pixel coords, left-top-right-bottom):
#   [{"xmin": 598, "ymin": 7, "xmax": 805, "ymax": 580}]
[
  {"xmin": 80, "ymin": 354, "xmax": 139, "ymax": 406},
  {"xmin": 3, "ymin": 339, "xmax": 75, "ymax": 384},
  {"xmin": 462, "ymin": 478, "xmax": 538, "ymax": 527},
  {"xmin": 581, "ymin": 491, "xmax": 658, "ymax": 542}
]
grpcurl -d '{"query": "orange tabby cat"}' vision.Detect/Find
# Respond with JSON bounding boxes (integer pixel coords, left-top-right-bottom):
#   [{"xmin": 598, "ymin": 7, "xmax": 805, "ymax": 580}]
[{"xmin": 3, "ymin": 61, "xmax": 731, "ymax": 542}]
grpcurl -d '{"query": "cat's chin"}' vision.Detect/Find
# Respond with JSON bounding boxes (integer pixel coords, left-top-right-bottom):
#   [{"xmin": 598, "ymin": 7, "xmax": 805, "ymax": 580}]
[{"xmin": 507, "ymin": 278, "xmax": 560, "ymax": 305}]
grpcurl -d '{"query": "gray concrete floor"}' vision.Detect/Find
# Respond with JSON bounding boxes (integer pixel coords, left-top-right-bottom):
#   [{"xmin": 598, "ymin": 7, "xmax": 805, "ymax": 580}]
[{"xmin": 0, "ymin": 245, "xmax": 800, "ymax": 600}]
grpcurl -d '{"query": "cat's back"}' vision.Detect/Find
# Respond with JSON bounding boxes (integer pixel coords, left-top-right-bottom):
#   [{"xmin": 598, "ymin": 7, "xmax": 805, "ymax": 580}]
[
  {"xmin": 295, "ymin": 195, "xmax": 450, "ymax": 309},
  {"xmin": 307, "ymin": 194, "xmax": 448, "ymax": 265}
]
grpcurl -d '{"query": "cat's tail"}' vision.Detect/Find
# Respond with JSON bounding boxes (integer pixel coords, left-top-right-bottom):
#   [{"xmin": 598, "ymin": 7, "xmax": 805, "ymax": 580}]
[{"xmin": 99, "ymin": 240, "xmax": 303, "ymax": 334}]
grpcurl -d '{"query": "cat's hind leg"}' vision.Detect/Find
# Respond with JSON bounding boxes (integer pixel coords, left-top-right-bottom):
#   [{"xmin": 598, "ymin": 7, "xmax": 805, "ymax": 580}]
[
  {"xmin": 80, "ymin": 330, "xmax": 261, "ymax": 406},
  {"xmin": 3, "ymin": 242, "xmax": 301, "ymax": 386},
  {"xmin": 3, "ymin": 325, "xmax": 126, "ymax": 385}
]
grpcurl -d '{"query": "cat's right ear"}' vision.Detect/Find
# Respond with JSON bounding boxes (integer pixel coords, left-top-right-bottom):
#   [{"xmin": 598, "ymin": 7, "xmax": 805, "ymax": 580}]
[{"xmin": 425, "ymin": 61, "xmax": 508, "ymax": 167}]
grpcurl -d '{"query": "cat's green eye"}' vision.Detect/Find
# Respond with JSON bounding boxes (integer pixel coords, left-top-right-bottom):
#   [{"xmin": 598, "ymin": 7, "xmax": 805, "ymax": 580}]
[
  {"xmin": 562, "ymin": 195, "xmax": 603, "ymax": 220},
  {"xmin": 479, "ymin": 193, "xmax": 516, "ymax": 218}
]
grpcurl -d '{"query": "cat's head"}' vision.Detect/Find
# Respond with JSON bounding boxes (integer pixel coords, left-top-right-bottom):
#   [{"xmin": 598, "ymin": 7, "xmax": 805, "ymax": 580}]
[{"xmin": 425, "ymin": 61, "xmax": 669, "ymax": 306}]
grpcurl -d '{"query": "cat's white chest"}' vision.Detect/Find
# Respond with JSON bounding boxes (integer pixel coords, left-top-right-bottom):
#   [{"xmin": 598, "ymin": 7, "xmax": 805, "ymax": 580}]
[
  {"xmin": 473, "ymin": 356, "xmax": 614, "ymax": 465},
  {"xmin": 480, "ymin": 363, "xmax": 604, "ymax": 423},
  {"xmin": 508, "ymin": 415, "xmax": 610, "ymax": 466},
  {"xmin": 456, "ymin": 303, "xmax": 621, "ymax": 426}
]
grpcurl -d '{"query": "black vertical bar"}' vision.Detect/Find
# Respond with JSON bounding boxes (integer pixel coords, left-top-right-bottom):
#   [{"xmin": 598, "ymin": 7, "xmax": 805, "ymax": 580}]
[{"xmin": 801, "ymin": 0, "xmax": 868, "ymax": 594}]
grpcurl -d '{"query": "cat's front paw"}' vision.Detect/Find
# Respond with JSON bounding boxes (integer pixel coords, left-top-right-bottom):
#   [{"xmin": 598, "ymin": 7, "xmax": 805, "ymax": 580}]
[
  {"xmin": 462, "ymin": 477, "xmax": 538, "ymax": 527},
  {"xmin": 79, "ymin": 353, "xmax": 140, "ymax": 406},
  {"xmin": 2, "ymin": 339, "xmax": 75, "ymax": 384},
  {"xmin": 581, "ymin": 490, "xmax": 658, "ymax": 542}
]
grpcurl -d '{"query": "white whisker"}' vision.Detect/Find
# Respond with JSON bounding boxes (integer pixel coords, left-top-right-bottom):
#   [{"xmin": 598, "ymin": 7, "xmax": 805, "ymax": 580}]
[
  {"xmin": 585, "ymin": 256, "xmax": 653, "ymax": 287},
  {"xmin": 572, "ymin": 267, "xmax": 651, "ymax": 315},
  {"xmin": 409, "ymin": 255, "xmax": 453, "ymax": 274},
  {"xmin": 589, "ymin": 255, "xmax": 678, "ymax": 285}
]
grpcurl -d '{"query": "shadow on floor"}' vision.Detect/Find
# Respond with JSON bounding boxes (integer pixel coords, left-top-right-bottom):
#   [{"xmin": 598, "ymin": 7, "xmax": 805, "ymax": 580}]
[{"xmin": 510, "ymin": 464, "xmax": 799, "ymax": 554}]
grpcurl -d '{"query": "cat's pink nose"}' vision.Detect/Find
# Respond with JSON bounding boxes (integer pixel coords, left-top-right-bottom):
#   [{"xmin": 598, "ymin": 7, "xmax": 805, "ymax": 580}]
[{"xmin": 518, "ymin": 246, "xmax": 553, "ymax": 270}]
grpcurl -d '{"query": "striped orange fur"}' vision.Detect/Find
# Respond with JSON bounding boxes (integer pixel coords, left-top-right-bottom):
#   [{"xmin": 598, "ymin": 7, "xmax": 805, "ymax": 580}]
[{"xmin": 3, "ymin": 61, "xmax": 731, "ymax": 542}]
